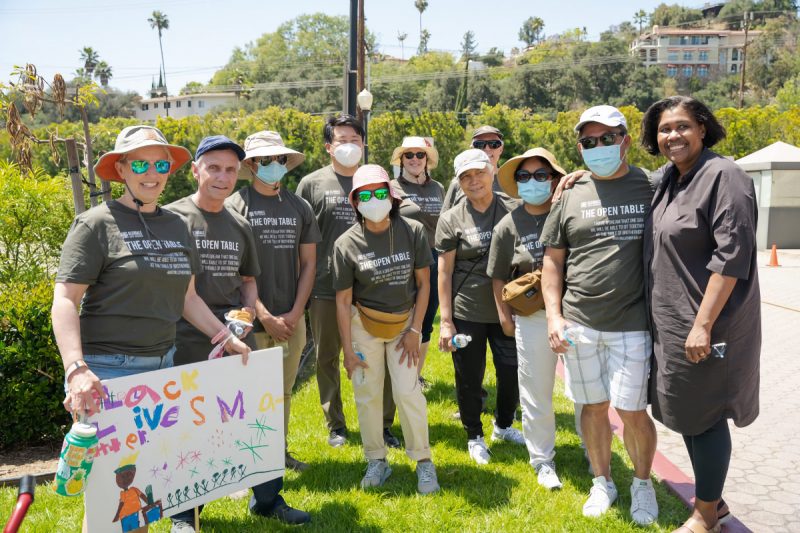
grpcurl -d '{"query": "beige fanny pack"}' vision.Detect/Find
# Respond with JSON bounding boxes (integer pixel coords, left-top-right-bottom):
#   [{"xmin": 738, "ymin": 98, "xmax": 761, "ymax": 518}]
[
  {"xmin": 356, "ymin": 302, "xmax": 410, "ymax": 339},
  {"xmin": 501, "ymin": 270, "xmax": 544, "ymax": 317}
]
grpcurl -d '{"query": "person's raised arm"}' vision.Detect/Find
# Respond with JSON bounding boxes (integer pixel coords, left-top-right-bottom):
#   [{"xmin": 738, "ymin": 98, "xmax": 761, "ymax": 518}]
[
  {"xmin": 183, "ymin": 276, "xmax": 250, "ymax": 363},
  {"xmin": 437, "ymin": 250, "xmax": 457, "ymax": 352},
  {"xmin": 551, "ymin": 170, "xmax": 591, "ymax": 203},
  {"xmin": 542, "ymin": 247, "xmax": 570, "ymax": 353}
]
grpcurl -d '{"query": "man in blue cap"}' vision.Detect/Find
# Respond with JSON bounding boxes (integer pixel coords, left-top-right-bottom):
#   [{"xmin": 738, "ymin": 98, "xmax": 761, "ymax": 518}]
[{"xmin": 166, "ymin": 135, "xmax": 311, "ymax": 531}]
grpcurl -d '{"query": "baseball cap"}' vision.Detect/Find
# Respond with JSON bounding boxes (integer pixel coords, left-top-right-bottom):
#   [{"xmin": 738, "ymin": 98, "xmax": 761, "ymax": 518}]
[
  {"xmin": 471, "ymin": 125, "xmax": 503, "ymax": 139},
  {"xmin": 453, "ymin": 148, "xmax": 492, "ymax": 178},
  {"xmin": 574, "ymin": 105, "xmax": 627, "ymax": 132},
  {"xmin": 195, "ymin": 135, "xmax": 246, "ymax": 161}
]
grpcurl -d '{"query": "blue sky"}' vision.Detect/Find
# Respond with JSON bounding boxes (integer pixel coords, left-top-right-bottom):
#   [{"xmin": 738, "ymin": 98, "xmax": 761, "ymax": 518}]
[{"xmin": 1, "ymin": 0, "xmax": 678, "ymax": 95}]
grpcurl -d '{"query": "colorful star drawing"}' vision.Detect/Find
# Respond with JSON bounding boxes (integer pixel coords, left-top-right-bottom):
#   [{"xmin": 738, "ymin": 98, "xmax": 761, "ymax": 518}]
[
  {"xmin": 176, "ymin": 451, "xmax": 190, "ymax": 470},
  {"xmin": 149, "ymin": 465, "xmax": 160, "ymax": 478},
  {"xmin": 248, "ymin": 416, "xmax": 277, "ymax": 442},
  {"xmin": 222, "ymin": 457, "xmax": 234, "ymax": 467},
  {"xmin": 235, "ymin": 437, "xmax": 270, "ymax": 462},
  {"xmin": 189, "ymin": 467, "xmax": 199, "ymax": 478},
  {"xmin": 189, "ymin": 450, "xmax": 202, "ymax": 463},
  {"xmin": 206, "ymin": 458, "xmax": 216, "ymax": 469},
  {"xmin": 162, "ymin": 472, "xmax": 173, "ymax": 487}
]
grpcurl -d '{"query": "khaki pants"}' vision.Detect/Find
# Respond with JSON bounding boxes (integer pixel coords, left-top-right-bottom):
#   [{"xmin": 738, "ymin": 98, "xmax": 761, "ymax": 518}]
[
  {"xmin": 253, "ymin": 319, "xmax": 306, "ymax": 438},
  {"xmin": 350, "ymin": 306, "xmax": 431, "ymax": 461},
  {"xmin": 310, "ymin": 298, "xmax": 396, "ymax": 432}
]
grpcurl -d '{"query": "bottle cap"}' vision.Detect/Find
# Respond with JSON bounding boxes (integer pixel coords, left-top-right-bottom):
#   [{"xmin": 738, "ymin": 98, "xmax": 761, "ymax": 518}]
[{"xmin": 71, "ymin": 422, "xmax": 97, "ymax": 438}]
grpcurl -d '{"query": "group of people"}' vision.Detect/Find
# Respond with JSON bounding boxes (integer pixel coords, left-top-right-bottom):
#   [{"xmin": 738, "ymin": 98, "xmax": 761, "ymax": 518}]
[{"xmin": 54, "ymin": 95, "xmax": 760, "ymax": 533}]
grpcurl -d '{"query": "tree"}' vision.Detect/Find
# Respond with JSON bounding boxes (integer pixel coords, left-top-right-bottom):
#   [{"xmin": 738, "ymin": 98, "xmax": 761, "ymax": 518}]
[
  {"xmin": 398, "ymin": 31, "xmax": 408, "ymax": 60},
  {"xmin": 148, "ymin": 11, "xmax": 170, "ymax": 92},
  {"xmin": 94, "ymin": 61, "xmax": 112, "ymax": 87},
  {"xmin": 79, "ymin": 47, "xmax": 99, "ymax": 77},
  {"xmin": 518, "ymin": 16, "xmax": 545, "ymax": 47},
  {"xmin": 414, "ymin": 0, "xmax": 429, "ymax": 37},
  {"xmin": 634, "ymin": 9, "xmax": 649, "ymax": 34},
  {"xmin": 418, "ymin": 29, "xmax": 431, "ymax": 55},
  {"xmin": 650, "ymin": 4, "xmax": 703, "ymax": 27},
  {"xmin": 479, "ymin": 47, "xmax": 505, "ymax": 67},
  {"xmin": 460, "ymin": 30, "xmax": 478, "ymax": 62}
]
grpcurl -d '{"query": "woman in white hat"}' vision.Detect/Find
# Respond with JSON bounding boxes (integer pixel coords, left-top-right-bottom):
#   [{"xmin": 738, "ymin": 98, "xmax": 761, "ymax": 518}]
[
  {"xmin": 435, "ymin": 148, "xmax": 524, "ymax": 465},
  {"xmin": 487, "ymin": 148, "xmax": 584, "ymax": 490},
  {"xmin": 332, "ymin": 164, "xmax": 439, "ymax": 495},
  {"xmin": 389, "ymin": 136, "xmax": 443, "ymax": 387},
  {"xmin": 52, "ymin": 125, "xmax": 250, "ymax": 532}
]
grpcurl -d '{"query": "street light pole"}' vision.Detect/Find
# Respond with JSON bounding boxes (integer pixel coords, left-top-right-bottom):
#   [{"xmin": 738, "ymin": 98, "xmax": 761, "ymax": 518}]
[
  {"xmin": 357, "ymin": 88, "xmax": 373, "ymax": 164},
  {"xmin": 738, "ymin": 11, "xmax": 753, "ymax": 109}
]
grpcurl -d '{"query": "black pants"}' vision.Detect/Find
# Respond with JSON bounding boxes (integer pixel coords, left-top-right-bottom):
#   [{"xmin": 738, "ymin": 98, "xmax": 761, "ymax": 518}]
[
  {"xmin": 451, "ymin": 318, "xmax": 519, "ymax": 440},
  {"xmin": 683, "ymin": 418, "xmax": 731, "ymax": 501}
]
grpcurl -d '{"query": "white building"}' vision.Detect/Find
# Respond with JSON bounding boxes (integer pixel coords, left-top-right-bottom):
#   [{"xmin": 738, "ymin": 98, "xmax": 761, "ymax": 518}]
[{"xmin": 134, "ymin": 93, "xmax": 237, "ymax": 121}]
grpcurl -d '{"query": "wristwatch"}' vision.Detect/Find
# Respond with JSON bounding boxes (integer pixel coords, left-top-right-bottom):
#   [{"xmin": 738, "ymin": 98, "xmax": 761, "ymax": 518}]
[{"xmin": 65, "ymin": 360, "xmax": 87, "ymax": 382}]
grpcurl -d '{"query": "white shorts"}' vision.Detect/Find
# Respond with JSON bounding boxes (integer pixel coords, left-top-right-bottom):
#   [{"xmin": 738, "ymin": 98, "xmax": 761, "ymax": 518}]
[{"xmin": 562, "ymin": 326, "xmax": 651, "ymax": 411}]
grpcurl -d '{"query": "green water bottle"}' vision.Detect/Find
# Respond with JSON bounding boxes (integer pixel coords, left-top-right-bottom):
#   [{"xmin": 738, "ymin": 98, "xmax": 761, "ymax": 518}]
[{"xmin": 53, "ymin": 422, "xmax": 98, "ymax": 497}]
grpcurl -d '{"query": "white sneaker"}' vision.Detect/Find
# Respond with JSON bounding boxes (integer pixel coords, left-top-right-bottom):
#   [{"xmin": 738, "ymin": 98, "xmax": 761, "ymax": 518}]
[
  {"xmin": 416, "ymin": 461, "xmax": 440, "ymax": 494},
  {"xmin": 582, "ymin": 476, "xmax": 618, "ymax": 517},
  {"xmin": 491, "ymin": 422, "xmax": 525, "ymax": 445},
  {"xmin": 467, "ymin": 437, "xmax": 490, "ymax": 465},
  {"xmin": 534, "ymin": 462, "xmax": 563, "ymax": 490},
  {"xmin": 360, "ymin": 459, "xmax": 392, "ymax": 488},
  {"xmin": 630, "ymin": 477, "xmax": 659, "ymax": 525}
]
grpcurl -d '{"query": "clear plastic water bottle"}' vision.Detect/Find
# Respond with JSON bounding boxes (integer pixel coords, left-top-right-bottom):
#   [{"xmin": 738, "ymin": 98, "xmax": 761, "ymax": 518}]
[
  {"xmin": 563, "ymin": 325, "xmax": 590, "ymax": 346},
  {"xmin": 53, "ymin": 422, "xmax": 98, "ymax": 496},
  {"xmin": 450, "ymin": 334, "xmax": 472, "ymax": 349},
  {"xmin": 352, "ymin": 343, "xmax": 366, "ymax": 386}
]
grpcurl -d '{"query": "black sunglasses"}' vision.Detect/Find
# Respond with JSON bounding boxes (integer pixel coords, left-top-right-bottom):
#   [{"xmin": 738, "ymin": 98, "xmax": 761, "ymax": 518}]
[
  {"xmin": 578, "ymin": 132, "xmax": 624, "ymax": 150},
  {"xmin": 515, "ymin": 168, "xmax": 553, "ymax": 183},
  {"xmin": 472, "ymin": 140, "xmax": 503, "ymax": 150},
  {"xmin": 258, "ymin": 155, "xmax": 288, "ymax": 166},
  {"xmin": 403, "ymin": 152, "xmax": 426, "ymax": 160}
]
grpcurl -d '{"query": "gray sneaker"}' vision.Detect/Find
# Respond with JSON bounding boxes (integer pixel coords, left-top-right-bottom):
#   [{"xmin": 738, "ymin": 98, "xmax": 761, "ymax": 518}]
[
  {"xmin": 535, "ymin": 461, "xmax": 563, "ymax": 490},
  {"xmin": 360, "ymin": 459, "xmax": 392, "ymax": 488},
  {"xmin": 416, "ymin": 461, "xmax": 440, "ymax": 494},
  {"xmin": 285, "ymin": 451, "xmax": 309, "ymax": 472},
  {"xmin": 170, "ymin": 521, "xmax": 196, "ymax": 533},
  {"xmin": 327, "ymin": 427, "xmax": 348, "ymax": 447}
]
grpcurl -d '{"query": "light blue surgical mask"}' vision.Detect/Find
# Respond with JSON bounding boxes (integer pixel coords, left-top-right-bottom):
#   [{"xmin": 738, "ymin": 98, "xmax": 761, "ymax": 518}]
[
  {"xmin": 256, "ymin": 161, "xmax": 288, "ymax": 184},
  {"xmin": 581, "ymin": 144, "xmax": 624, "ymax": 178},
  {"xmin": 517, "ymin": 179, "xmax": 552, "ymax": 205}
]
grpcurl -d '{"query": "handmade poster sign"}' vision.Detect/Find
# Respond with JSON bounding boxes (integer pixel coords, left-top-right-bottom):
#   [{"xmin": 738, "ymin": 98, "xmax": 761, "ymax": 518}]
[{"xmin": 83, "ymin": 349, "xmax": 284, "ymax": 532}]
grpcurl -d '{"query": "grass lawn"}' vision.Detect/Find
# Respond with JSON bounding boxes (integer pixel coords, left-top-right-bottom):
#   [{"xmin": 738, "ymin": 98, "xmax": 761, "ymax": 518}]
[{"xmin": 1, "ymin": 323, "xmax": 687, "ymax": 532}]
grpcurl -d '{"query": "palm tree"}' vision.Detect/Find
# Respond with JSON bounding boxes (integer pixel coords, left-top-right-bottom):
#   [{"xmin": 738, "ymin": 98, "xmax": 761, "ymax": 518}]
[
  {"xmin": 414, "ymin": 0, "xmax": 428, "ymax": 38},
  {"xmin": 397, "ymin": 31, "xmax": 408, "ymax": 60},
  {"xmin": 79, "ymin": 47, "xmax": 99, "ymax": 77},
  {"xmin": 634, "ymin": 9, "xmax": 648, "ymax": 35},
  {"xmin": 148, "ymin": 10, "xmax": 169, "ymax": 92},
  {"xmin": 418, "ymin": 29, "xmax": 431, "ymax": 56},
  {"xmin": 94, "ymin": 61, "xmax": 112, "ymax": 87}
]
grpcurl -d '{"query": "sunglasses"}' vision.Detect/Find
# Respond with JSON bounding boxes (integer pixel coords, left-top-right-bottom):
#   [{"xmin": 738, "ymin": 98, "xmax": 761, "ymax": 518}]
[
  {"xmin": 357, "ymin": 187, "xmax": 390, "ymax": 202},
  {"xmin": 129, "ymin": 159, "xmax": 171, "ymax": 174},
  {"xmin": 403, "ymin": 152, "xmax": 426, "ymax": 160},
  {"xmin": 259, "ymin": 155, "xmax": 288, "ymax": 166},
  {"xmin": 472, "ymin": 140, "xmax": 503, "ymax": 150},
  {"xmin": 578, "ymin": 132, "xmax": 624, "ymax": 150},
  {"xmin": 515, "ymin": 168, "xmax": 553, "ymax": 183}
]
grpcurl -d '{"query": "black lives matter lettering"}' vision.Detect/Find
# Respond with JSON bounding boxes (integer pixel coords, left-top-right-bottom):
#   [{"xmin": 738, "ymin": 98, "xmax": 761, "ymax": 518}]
[
  {"xmin": 248, "ymin": 211, "xmax": 299, "ymax": 250},
  {"xmin": 195, "ymin": 239, "xmax": 241, "ymax": 278},
  {"xmin": 124, "ymin": 238, "xmax": 192, "ymax": 275},
  {"xmin": 357, "ymin": 251, "xmax": 413, "ymax": 287},
  {"xmin": 580, "ymin": 200, "xmax": 648, "ymax": 241}
]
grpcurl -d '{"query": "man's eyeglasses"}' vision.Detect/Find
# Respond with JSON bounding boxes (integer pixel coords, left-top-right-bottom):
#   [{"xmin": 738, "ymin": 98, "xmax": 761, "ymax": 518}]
[
  {"xmin": 129, "ymin": 160, "xmax": 171, "ymax": 174},
  {"xmin": 472, "ymin": 140, "xmax": 503, "ymax": 150},
  {"xmin": 403, "ymin": 152, "xmax": 426, "ymax": 160},
  {"xmin": 514, "ymin": 168, "xmax": 553, "ymax": 183},
  {"xmin": 357, "ymin": 187, "xmax": 390, "ymax": 202},
  {"xmin": 578, "ymin": 132, "xmax": 624, "ymax": 150},
  {"xmin": 259, "ymin": 155, "xmax": 288, "ymax": 166}
]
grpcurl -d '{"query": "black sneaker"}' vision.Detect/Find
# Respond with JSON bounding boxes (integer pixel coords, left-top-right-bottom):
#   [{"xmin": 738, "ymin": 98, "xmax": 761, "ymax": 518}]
[
  {"xmin": 254, "ymin": 500, "xmax": 311, "ymax": 525},
  {"xmin": 285, "ymin": 451, "xmax": 309, "ymax": 472},
  {"xmin": 327, "ymin": 427, "xmax": 348, "ymax": 447},
  {"xmin": 383, "ymin": 427, "xmax": 401, "ymax": 448}
]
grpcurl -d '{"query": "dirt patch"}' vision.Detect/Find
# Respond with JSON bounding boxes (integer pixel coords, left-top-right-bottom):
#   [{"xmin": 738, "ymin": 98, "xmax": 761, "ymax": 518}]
[{"xmin": 1, "ymin": 442, "xmax": 61, "ymax": 482}]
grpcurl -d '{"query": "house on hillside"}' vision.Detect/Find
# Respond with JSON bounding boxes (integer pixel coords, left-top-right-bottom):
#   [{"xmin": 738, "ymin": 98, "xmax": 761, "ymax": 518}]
[
  {"xmin": 630, "ymin": 25, "xmax": 761, "ymax": 80},
  {"xmin": 134, "ymin": 93, "xmax": 237, "ymax": 121}
]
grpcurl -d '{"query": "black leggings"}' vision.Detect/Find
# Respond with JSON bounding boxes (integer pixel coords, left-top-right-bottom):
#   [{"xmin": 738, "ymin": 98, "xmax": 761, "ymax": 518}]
[
  {"xmin": 451, "ymin": 318, "xmax": 519, "ymax": 440},
  {"xmin": 683, "ymin": 418, "xmax": 731, "ymax": 501}
]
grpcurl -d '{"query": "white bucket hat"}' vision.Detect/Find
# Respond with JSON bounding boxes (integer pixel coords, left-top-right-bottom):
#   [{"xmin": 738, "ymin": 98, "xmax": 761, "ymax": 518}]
[
  {"xmin": 239, "ymin": 130, "xmax": 305, "ymax": 180},
  {"xmin": 453, "ymin": 148, "xmax": 491, "ymax": 178},
  {"xmin": 390, "ymin": 136, "xmax": 439, "ymax": 170}
]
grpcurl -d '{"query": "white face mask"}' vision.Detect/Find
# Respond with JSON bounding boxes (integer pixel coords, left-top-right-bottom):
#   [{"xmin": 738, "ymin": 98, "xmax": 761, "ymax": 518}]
[
  {"xmin": 333, "ymin": 143, "xmax": 362, "ymax": 167},
  {"xmin": 357, "ymin": 197, "xmax": 392, "ymax": 223}
]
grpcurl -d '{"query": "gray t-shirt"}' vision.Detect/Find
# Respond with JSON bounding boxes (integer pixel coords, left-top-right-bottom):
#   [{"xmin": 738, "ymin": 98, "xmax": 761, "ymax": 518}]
[
  {"xmin": 55, "ymin": 201, "xmax": 201, "ymax": 357},
  {"xmin": 391, "ymin": 176, "xmax": 444, "ymax": 245},
  {"xmin": 441, "ymin": 172, "xmax": 505, "ymax": 213},
  {"xmin": 226, "ymin": 186, "xmax": 321, "ymax": 321},
  {"xmin": 487, "ymin": 205, "xmax": 549, "ymax": 282},
  {"xmin": 333, "ymin": 217, "xmax": 432, "ymax": 314},
  {"xmin": 540, "ymin": 166, "xmax": 653, "ymax": 332},
  {"xmin": 296, "ymin": 165, "xmax": 356, "ymax": 300},
  {"xmin": 435, "ymin": 195, "xmax": 516, "ymax": 323}
]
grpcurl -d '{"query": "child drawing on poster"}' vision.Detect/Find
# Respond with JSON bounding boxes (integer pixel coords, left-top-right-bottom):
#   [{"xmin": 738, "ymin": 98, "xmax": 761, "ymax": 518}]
[{"xmin": 111, "ymin": 453, "xmax": 162, "ymax": 532}]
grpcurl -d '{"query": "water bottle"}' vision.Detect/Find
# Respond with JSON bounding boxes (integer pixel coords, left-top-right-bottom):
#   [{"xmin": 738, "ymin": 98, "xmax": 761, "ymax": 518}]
[
  {"xmin": 54, "ymin": 422, "xmax": 98, "ymax": 496},
  {"xmin": 563, "ymin": 325, "xmax": 590, "ymax": 346},
  {"xmin": 352, "ymin": 343, "xmax": 366, "ymax": 386},
  {"xmin": 450, "ymin": 334, "xmax": 472, "ymax": 349}
]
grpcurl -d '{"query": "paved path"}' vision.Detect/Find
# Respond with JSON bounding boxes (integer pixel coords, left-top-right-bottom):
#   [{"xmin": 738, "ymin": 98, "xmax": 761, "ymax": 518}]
[{"xmin": 652, "ymin": 249, "xmax": 800, "ymax": 532}]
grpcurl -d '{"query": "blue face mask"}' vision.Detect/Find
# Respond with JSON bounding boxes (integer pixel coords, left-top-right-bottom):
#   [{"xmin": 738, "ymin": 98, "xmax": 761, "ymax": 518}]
[
  {"xmin": 256, "ymin": 161, "xmax": 288, "ymax": 184},
  {"xmin": 517, "ymin": 179, "xmax": 552, "ymax": 205},
  {"xmin": 581, "ymin": 144, "xmax": 624, "ymax": 178}
]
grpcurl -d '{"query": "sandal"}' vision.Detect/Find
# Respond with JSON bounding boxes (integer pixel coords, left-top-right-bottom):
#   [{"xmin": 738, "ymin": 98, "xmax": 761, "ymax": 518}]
[
  {"xmin": 717, "ymin": 499, "xmax": 732, "ymax": 525},
  {"xmin": 674, "ymin": 516, "xmax": 721, "ymax": 533}
]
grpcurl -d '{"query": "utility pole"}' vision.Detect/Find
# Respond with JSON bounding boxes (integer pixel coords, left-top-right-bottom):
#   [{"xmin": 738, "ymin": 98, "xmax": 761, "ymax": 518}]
[
  {"xmin": 356, "ymin": 0, "xmax": 365, "ymax": 122},
  {"xmin": 738, "ymin": 11, "xmax": 753, "ymax": 109},
  {"xmin": 346, "ymin": 0, "xmax": 358, "ymax": 116}
]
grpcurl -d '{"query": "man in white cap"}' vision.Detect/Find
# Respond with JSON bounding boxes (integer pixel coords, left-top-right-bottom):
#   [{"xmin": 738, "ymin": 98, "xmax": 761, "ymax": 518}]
[
  {"xmin": 540, "ymin": 105, "xmax": 659, "ymax": 525},
  {"xmin": 441, "ymin": 125, "xmax": 508, "ymax": 212},
  {"xmin": 296, "ymin": 115, "xmax": 400, "ymax": 448},
  {"xmin": 226, "ymin": 130, "xmax": 320, "ymax": 472}
]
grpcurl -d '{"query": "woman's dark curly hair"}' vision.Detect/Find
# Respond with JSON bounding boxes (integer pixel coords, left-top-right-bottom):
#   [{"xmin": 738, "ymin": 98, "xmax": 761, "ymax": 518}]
[{"xmin": 640, "ymin": 96, "xmax": 726, "ymax": 156}]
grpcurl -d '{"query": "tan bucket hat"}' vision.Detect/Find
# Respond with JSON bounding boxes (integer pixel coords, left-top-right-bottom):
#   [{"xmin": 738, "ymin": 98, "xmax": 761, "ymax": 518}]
[
  {"xmin": 239, "ymin": 130, "xmax": 305, "ymax": 180},
  {"xmin": 498, "ymin": 148, "xmax": 567, "ymax": 199},
  {"xmin": 94, "ymin": 125, "xmax": 192, "ymax": 182},
  {"xmin": 390, "ymin": 136, "xmax": 439, "ymax": 170}
]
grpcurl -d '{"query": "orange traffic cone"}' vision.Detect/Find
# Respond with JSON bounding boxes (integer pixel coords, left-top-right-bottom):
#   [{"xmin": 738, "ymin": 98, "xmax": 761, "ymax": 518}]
[{"xmin": 768, "ymin": 244, "xmax": 781, "ymax": 267}]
